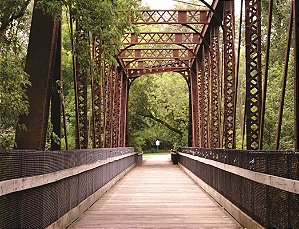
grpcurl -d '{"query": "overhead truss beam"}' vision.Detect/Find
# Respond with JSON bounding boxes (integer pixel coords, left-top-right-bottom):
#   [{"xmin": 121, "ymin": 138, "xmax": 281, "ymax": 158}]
[
  {"xmin": 125, "ymin": 59, "xmax": 191, "ymax": 70},
  {"xmin": 119, "ymin": 48, "xmax": 195, "ymax": 59},
  {"xmin": 132, "ymin": 10, "xmax": 208, "ymax": 24},
  {"xmin": 128, "ymin": 67, "xmax": 188, "ymax": 78},
  {"xmin": 122, "ymin": 32, "xmax": 199, "ymax": 45}
]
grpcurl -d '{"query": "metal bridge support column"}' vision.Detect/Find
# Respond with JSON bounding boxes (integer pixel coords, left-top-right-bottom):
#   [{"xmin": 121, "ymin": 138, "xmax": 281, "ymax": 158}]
[
  {"xmin": 103, "ymin": 64, "xmax": 112, "ymax": 148},
  {"xmin": 210, "ymin": 25, "xmax": 221, "ymax": 148},
  {"xmin": 50, "ymin": 21, "xmax": 62, "ymax": 150},
  {"xmin": 200, "ymin": 45, "xmax": 210, "ymax": 148},
  {"xmin": 190, "ymin": 65, "xmax": 200, "ymax": 147},
  {"xmin": 92, "ymin": 41, "xmax": 103, "ymax": 148},
  {"xmin": 109, "ymin": 66, "xmax": 116, "ymax": 148},
  {"xmin": 245, "ymin": 0, "xmax": 262, "ymax": 150},
  {"xmin": 112, "ymin": 67, "xmax": 121, "ymax": 147},
  {"xmin": 223, "ymin": 0, "xmax": 236, "ymax": 149},
  {"xmin": 16, "ymin": 7, "xmax": 61, "ymax": 150},
  {"xmin": 119, "ymin": 71, "xmax": 127, "ymax": 147},
  {"xmin": 74, "ymin": 21, "xmax": 89, "ymax": 149},
  {"xmin": 294, "ymin": 0, "xmax": 299, "ymax": 150}
]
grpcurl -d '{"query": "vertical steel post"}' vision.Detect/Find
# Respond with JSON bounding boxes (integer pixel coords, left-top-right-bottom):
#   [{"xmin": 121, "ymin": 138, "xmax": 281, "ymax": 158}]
[
  {"xmin": 223, "ymin": 0, "xmax": 236, "ymax": 149},
  {"xmin": 190, "ymin": 67, "xmax": 200, "ymax": 147},
  {"xmin": 92, "ymin": 41, "xmax": 103, "ymax": 148},
  {"xmin": 112, "ymin": 68, "xmax": 121, "ymax": 147},
  {"xmin": 276, "ymin": 3, "xmax": 293, "ymax": 150},
  {"xmin": 118, "ymin": 71, "xmax": 125, "ymax": 147},
  {"xmin": 51, "ymin": 21, "xmax": 62, "ymax": 150},
  {"xmin": 188, "ymin": 78, "xmax": 193, "ymax": 147},
  {"xmin": 245, "ymin": 0, "xmax": 262, "ymax": 150},
  {"xmin": 210, "ymin": 25, "xmax": 221, "ymax": 148},
  {"xmin": 109, "ymin": 66, "xmax": 116, "ymax": 148},
  {"xmin": 259, "ymin": 0, "xmax": 274, "ymax": 150},
  {"xmin": 16, "ymin": 7, "xmax": 60, "ymax": 150},
  {"xmin": 294, "ymin": 0, "xmax": 299, "ymax": 150},
  {"xmin": 74, "ymin": 21, "xmax": 89, "ymax": 149},
  {"xmin": 200, "ymin": 45, "xmax": 210, "ymax": 148},
  {"xmin": 103, "ymin": 63, "xmax": 111, "ymax": 148}
]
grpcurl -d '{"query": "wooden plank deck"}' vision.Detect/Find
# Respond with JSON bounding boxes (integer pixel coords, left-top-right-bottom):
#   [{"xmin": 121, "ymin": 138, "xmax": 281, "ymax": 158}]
[{"xmin": 69, "ymin": 154, "xmax": 241, "ymax": 229}]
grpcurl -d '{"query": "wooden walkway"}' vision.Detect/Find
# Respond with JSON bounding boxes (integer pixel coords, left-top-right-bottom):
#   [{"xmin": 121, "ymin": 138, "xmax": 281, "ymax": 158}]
[{"xmin": 69, "ymin": 154, "xmax": 241, "ymax": 228}]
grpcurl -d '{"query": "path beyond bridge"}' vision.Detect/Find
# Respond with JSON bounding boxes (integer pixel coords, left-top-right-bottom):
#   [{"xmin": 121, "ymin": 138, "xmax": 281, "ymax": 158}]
[{"xmin": 69, "ymin": 154, "xmax": 241, "ymax": 228}]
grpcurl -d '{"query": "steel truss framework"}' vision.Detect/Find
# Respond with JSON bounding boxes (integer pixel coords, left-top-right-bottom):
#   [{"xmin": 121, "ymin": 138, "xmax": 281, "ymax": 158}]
[
  {"xmin": 119, "ymin": 48, "xmax": 195, "ymax": 59},
  {"xmin": 18, "ymin": 0, "xmax": 299, "ymax": 152},
  {"xmin": 132, "ymin": 10, "xmax": 208, "ymax": 24},
  {"xmin": 245, "ymin": 0, "xmax": 262, "ymax": 150}
]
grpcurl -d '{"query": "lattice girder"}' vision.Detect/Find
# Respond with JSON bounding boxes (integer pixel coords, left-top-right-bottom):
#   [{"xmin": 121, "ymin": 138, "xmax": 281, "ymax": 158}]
[
  {"xmin": 128, "ymin": 67, "xmax": 188, "ymax": 78},
  {"xmin": 132, "ymin": 10, "xmax": 208, "ymax": 24},
  {"xmin": 74, "ymin": 21, "xmax": 89, "ymax": 149},
  {"xmin": 119, "ymin": 48, "xmax": 195, "ymax": 59},
  {"xmin": 200, "ymin": 45, "xmax": 210, "ymax": 148},
  {"xmin": 245, "ymin": 0, "xmax": 262, "ymax": 150},
  {"xmin": 122, "ymin": 32, "xmax": 200, "ymax": 45},
  {"xmin": 91, "ymin": 41, "xmax": 103, "ymax": 148},
  {"xmin": 125, "ymin": 59, "xmax": 191, "ymax": 69},
  {"xmin": 209, "ymin": 25, "xmax": 221, "ymax": 148},
  {"xmin": 223, "ymin": 0, "xmax": 236, "ymax": 149}
]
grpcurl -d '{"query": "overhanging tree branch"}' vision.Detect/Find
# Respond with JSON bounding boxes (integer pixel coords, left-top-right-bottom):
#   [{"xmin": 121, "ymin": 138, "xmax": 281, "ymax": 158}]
[{"xmin": 138, "ymin": 112, "xmax": 183, "ymax": 136}]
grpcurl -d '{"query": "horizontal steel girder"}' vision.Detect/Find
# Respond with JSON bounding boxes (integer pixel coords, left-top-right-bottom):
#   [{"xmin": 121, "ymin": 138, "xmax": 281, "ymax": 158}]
[
  {"xmin": 127, "ymin": 67, "xmax": 188, "ymax": 78},
  {"xmin": 124, "ymin": 59, "xmax": 191, "ymax": 70},
  {"xmin": 119, "ymin": 48, "xmax": 195, "ymax": 59},
  {"xmin": 122, "ymin": 32, "xmax": 199, "ymax": 45},
  {"xmin": 132, "ymin": 10, "xmax": 208, "ymax": 24}
]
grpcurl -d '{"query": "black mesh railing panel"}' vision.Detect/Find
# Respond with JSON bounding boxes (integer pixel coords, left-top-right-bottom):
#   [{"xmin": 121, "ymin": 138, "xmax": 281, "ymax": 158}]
[
  {"xmin": 0, "ymin": 153, "xmax": 23, "ymax": 181},
  {"xmin": 69, "ymin": 175, "xmax": 79, "ymax": 209},
  {"xmin": 57, "ymin": 178, "xmax": 71, "ymax": 219},
  {"xmin": 268, "ymin": 187, "xmax": 289, "ymax": 228},
  {"xmin": 20, "ymin": 186, "xmax": 44, "ymax": 228},
  {"xmin": 0, "ymin": 192, "xmax": 21, "ymax": 228},
  {"xmin": 43, "ymin": 182, "xmax": 59, "ymax": 228},
  {"xmin": 178, "ymin": 148, "xmax": 299, "ymax": 228},
  {"xmin": 252, "ymin": 182, "xmax": 267, "ymax": 225},
  {"xmin": 290, "ymin": 193, "xmax": 299, "ymax": 228},
  {"xmin": 0, "ymin": 148, "xmax": 136, "ymax": 229}
]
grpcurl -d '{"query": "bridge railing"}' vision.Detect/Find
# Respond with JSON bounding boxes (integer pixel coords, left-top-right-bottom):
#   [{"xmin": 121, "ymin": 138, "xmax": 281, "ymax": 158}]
[
  {"xmin": 177, "ymin": 148, "xmax": 299, "ymax": 228},
  {"xmin": 0, "ymin": 147, "xmax": 137, "ymax": 229}
]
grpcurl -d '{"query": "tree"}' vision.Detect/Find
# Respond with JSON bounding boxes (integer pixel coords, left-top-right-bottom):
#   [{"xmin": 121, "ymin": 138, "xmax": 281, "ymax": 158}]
[
  {"xmin": 0, "ymin": 1, "xmax": 32, "ymax": 149},
  {"xmin": 128, "ymin": 73, "xmax": 189, "ymax": 151}
]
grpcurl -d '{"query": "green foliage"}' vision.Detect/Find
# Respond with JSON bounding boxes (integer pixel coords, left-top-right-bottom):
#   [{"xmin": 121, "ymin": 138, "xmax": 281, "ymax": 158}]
[
  {"xmin": 38, "ymin": 0, "xmax": 139, "ymax": 63},
  {"xmin": 0, "ymin": 1, "xmax": 31, "ymax": 149},
  {"xmin": 128, "ymin": 73, "xmax": 189, "ymax": 151}
]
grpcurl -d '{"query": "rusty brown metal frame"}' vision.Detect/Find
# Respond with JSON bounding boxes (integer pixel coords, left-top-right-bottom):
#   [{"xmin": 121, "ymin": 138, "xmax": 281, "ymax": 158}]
[
  {"xmin": 223, "ymin": 0, "xmax": 236, "ymax": 149},
  {"xmin": 209, "ymin": 24, "xmax": 221, "ymax": 148},
  {"xmin": 92, "ymin": 40, "xmax": 103, "ymax": 148},
  {"xmin": 74, "ymin": 21, "xmax": 89, "ymax": 149},
  {"xmin": 276, "ymin": 2, "xmax": 293, "ymax": 150},
  {"xmin": 245, "ymin": 0, "xmax": 262, "ymax": 150},
  {"xmin": 190, "ymin": 60, "xmax": 200, "ymax": 147},
  {"xmin": 122, "ymin": 32, "xmax": 200, "ymax": 45},
  {"xmin": 16, "ymin": 6, "xmax": 61, "ymax": 150},
  {"xmin": 132, "ymin": 10, "xmax": 208, "ymax": 24},
  {"xmin": 200, "ymin": 44, "xmax": 210, "ymax": 148},
  {"xmin": 50, "ymin": 21, "xmax": 62, "ymax": 150},
  {"xmin": 294, "ymin": 0, "xmax": 299, "ymax": 150},
  {"xmin": 119, "ymin": 48, "xmax": 195, "ymax": 59}
]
